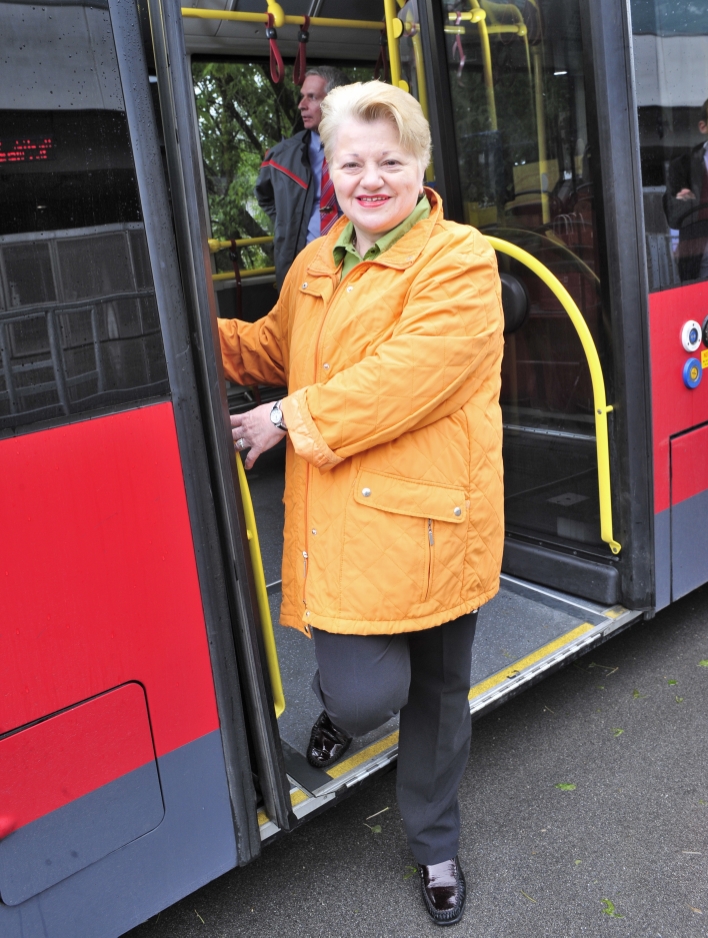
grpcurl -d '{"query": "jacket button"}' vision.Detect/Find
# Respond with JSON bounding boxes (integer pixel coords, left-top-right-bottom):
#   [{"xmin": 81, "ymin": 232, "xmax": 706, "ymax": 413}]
[
  {"xmin": 362, "ymin": 487, "xmax": 371, "ymax": 497},
  {"xmin": 346, "ymin": 286, "xmax": 353, "ymax": 293},
  {"xmin": 312, "ymin": 529, "xmax": 317, "ymax": 535},
  {"xmin": 453, "ymin": 507, "xmax": 462, "ymax": 516},
  {"xmin": 302, "ymin": 282, "xmax": 308, "ymax": 289},
  {"xmin": 323, "ymin": 363, "xmax": 330, "ymax": 370}
]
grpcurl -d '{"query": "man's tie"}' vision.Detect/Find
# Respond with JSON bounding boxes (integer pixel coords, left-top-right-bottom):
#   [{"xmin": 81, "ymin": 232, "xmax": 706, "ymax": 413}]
[{"xmin": 320, "ymin": 157, "xmax": 339, "ymax": 235}]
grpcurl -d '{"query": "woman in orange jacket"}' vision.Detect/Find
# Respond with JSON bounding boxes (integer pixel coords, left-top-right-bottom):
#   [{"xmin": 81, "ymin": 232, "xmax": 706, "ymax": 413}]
[{"xmin": 219, "ymin": 81, "xmax": 504, "ymax": 926}]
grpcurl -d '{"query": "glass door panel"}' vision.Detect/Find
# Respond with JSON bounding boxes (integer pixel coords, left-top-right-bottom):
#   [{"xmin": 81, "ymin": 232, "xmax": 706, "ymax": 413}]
[{"xmin": 437, "ymin": 0, "xmax": 611, "ymax": 553}]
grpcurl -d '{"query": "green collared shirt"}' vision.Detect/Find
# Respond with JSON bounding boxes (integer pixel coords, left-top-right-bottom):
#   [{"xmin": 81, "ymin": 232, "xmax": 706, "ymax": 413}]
[{"xmin": 332, "ymin": 195, "xmax": 431, "ymax": 280}]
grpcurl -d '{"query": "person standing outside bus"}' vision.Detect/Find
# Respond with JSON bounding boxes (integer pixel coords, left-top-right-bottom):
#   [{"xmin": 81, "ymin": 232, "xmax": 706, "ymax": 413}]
[
  {"xmin": 664, "ymin": 97, "xmax": 708, "ymax": 283},
  {"xmin": 220, "ymin": 82, "xmax": 504, "ymax": 926},
  {"xmin": 255, "ymin": 65, "xmax": 350, "ymax": 289}
]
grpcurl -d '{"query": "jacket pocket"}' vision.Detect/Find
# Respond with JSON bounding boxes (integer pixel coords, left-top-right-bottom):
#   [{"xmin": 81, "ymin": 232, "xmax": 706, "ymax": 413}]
[
  {"xmin": 343, "ymin": 469, "xmax": 467, "ymax": 616},
  {"xmin": 353, "ymin": 470, "xmax": 467, "ymax": 524}
]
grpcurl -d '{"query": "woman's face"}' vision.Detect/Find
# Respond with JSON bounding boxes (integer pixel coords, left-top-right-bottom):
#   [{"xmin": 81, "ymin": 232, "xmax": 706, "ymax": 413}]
[{"xmin": 330, "ymin": 118, "xmax": 424, "ymax": 251}]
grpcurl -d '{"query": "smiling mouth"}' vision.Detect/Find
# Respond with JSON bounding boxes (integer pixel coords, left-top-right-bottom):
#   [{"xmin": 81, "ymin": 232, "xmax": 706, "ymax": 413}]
[{"xmin": 356, "ymin": 195, "xmax": 390, "ymax": 204}]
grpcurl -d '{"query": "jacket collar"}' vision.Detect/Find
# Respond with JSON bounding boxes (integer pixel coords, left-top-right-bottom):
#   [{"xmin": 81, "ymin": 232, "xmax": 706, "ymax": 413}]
[{"xmin": 305, "ymin": 187, "xmax": 444, "ymax": 278}]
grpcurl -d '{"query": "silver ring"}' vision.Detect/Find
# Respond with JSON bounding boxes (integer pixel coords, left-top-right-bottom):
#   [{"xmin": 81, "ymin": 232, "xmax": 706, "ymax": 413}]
[{"xmin": 236, "ymin": 437, "xmax": 246, "ymax": 450}]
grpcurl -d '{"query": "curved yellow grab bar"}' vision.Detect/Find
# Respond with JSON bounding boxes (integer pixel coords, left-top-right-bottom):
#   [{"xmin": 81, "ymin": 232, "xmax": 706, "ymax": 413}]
[
  {"xmin": 209, "ymin": 236, "xmax": 274, "ymax": 253},
  {"xmin": 181, "ymin": 7, "xmax": 383, "ymax": 30},
  {"xmin": 487, "ymin": 236, "xmax": 621, "ymax": 555},
  {"xmin": 491, "ymin": 227, "xmax": 600, "ymax": 287},
  {"xmin": 235, "ymin": 452, "xmax": 286, "ymax": 718}
]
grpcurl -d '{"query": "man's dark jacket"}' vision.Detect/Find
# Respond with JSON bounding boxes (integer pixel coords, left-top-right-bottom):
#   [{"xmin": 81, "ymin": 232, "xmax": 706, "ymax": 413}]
[
  {"xmin": 255, "ymin": 130, "xmax": 317, "ymax": 290},
  {"xmin": 664, "ymin": 142, "xmax": 708, "ymax": 282}
]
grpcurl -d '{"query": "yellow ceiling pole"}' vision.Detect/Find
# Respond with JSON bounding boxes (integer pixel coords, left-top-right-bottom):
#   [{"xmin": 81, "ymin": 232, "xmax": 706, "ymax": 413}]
[
  {"xmin": 181, "ymin": 7, "xmax": 384, "ymax": 30},
  {"xmin": 531, "ymin": 45, "xmax": 550, "ymax": 225},
  {"xmin": 467, "ymin": 2, "xmax": 497, "ymax": 130},
  {"xmin": 487, "ymin": 236, "xmax": 621, "ymax": 555},
  {"xmin": 383, "ymin": 0, "xmax": 407, "ymax": 90}
]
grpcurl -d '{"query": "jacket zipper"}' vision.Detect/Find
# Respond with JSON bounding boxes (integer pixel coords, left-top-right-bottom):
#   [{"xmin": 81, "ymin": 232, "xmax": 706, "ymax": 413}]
[
  {"xmin": 301, "ymin": 265, "xmax": 368, "ymax": 620},
  {"xmin": 423, "ymin": 518, "xmax": 434, "ymax": 601}
]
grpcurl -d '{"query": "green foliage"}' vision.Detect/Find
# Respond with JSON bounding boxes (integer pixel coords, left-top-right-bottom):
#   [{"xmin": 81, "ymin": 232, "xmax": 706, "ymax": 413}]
[
  {"xmin": 555, "ymin": 782, "xmax": 576, "ymax": 790},
  {"xmin": 192, "ymin": 61, "xmax": 302, "ymax": 270}
]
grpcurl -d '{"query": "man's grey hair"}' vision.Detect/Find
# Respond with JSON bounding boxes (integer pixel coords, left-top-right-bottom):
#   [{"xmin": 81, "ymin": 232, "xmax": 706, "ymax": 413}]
[{"xmin": 304, "ymin": 65, "xmax": 351, "ymax": 94}]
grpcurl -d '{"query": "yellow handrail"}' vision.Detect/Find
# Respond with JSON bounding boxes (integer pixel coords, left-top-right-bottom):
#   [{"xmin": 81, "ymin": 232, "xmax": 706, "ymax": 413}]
[
  {"xmin": 209, "ymin": 236, "xmax": 274, "ymax": 253},
  {"xmin": 235, "ymin": 453, "xmax": 286, "ymax": 718},
  {"xmin": 469, "ymin": 2, "xmax": 497, "ymax": 129},
  {"xmin": 383, "ymin": 0, "xmax": 406, "ymax": 90},
  {"xmin": 181, "ymin": 7, "xmax": 384, "ymax": 30},
  {"xmin": 212, "ymin": 267, "xmax": 275, "ymax": 281},
  {"xmin": 487, "ymin": 236, "xmax": 621, "ymax": 555}
]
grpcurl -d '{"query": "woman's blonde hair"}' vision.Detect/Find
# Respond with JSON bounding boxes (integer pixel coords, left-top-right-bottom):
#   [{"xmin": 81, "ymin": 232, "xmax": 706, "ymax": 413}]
[{"xmin": 319, "ymin": 81, "xmax": 432, "ymax": 171}]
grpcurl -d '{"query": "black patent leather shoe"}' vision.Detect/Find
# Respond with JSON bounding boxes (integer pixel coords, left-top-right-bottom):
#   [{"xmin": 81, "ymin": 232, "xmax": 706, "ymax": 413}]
[
  {"xmin": 419, "ymin": 856, "xmax": 466, "ymax": 926},
  {"xmin": 306, "ymin": 711, "xmax": 352, "ymax": 769}
]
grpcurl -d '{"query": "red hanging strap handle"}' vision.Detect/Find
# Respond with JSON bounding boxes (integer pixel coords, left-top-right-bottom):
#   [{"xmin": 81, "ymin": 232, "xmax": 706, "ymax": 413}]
[
  {"xmin": 453, "ymin": 12, "xmax": 466, "ymax": 78},
  {"xmin": 265, "ymin": 13, "xmax": 284, "ymax": 84},
  {"xmin": 293, "ymin": 15, "xmax": 310, "ymax": 86},
  {"xmin": 374, "ymin": 30, "xmax": 388, "ymax": 81}
]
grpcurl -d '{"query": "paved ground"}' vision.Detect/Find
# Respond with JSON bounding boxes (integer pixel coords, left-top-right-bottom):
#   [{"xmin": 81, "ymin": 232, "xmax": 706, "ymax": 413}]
[{"xmin": 128, "ymin": 584, "xmax": 708, "ymax": 938}]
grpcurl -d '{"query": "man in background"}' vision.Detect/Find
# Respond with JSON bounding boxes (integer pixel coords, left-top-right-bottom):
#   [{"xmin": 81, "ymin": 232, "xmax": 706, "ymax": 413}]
[
  {"xmin": 664, "ymin": 98, "xmax": 708, "ymax": 283},
  {"xmin": 256, "ymin": 66, "xmax": 350, "ymax": 289}
]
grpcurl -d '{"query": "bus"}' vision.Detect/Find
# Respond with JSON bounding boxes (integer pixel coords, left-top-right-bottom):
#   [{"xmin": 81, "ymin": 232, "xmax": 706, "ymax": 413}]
[{"xmin": 1, "ymin": 0, "xmax": 705, "ymax": 934}]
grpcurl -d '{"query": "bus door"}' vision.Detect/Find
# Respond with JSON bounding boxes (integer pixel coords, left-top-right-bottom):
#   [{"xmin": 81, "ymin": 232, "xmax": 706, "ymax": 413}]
[
  {"xmin": 417, "ymin": 0, "xmax": 655, "ymax": 613},
  {"xmin": 171, "ymin": 0, "xmax": 647, "ymax": 850},
  {"xmin": 630, "ymin": 0, "xmax": 708, "ymax": 608},
  {"xmin": 0, "ymin": 2, "xmax": 259, "ymax": 935}
]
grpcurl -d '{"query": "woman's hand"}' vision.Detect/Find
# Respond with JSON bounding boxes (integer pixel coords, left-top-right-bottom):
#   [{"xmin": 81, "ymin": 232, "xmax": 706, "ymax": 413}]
[{"xmin": 230, "ymin": 404, "xmax": 286, "ymax": 470}]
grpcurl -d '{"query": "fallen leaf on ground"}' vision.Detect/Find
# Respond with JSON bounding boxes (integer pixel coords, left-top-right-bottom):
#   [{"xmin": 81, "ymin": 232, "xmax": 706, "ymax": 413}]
[
  {"xmin": 601, "ymin": 898, "xmax": 624, "ymax": 918},
  {"xmin": 689, "ymin": 906, "xmax": 703, "ymax": 914},
  {"xmin": 555, "ymin": 783, "xmax": 576, "ymax": 791},
  {"xmin": 403, "ymin": 865, "xmax": 418, "ymax": 880},
  {"xmin": 363, "ymin": 823, "xmax": 382, "ymax": 834},
  {"xmin": 520, "ymin": 890, "xmax": 537, "ymax": 903},
  {"xmin": 612, "ymin": 728, "xmax": 624, "ymax": 737},
  {"xmin": 676, "ymin": 696, "xmax": 684, "ymax": 703},
  {"xmin": 698, "ymin": 660, "xmax": 708, "ymax": 667},
  {"xmin": 667, "ymin": 679, "xmax": 677, "ymax": 685},
  {"xmin": 632, "ymin": 688, "xmax": 646, "ymax": 699}
]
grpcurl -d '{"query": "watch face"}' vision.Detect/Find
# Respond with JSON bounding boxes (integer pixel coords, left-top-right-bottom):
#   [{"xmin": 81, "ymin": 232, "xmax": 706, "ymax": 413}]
[{"xmin": 271, "ymin": 404, "xmax": 282, "ymax": 424}]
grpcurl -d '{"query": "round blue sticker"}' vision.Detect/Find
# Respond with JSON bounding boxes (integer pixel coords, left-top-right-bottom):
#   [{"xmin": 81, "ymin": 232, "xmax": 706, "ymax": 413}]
[{"xmin": 683, "ymin": 357, "xmax": 702, "ymax": 389}]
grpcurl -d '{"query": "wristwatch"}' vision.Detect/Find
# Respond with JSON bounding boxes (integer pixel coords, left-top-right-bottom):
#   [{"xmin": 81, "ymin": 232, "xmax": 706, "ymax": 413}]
[{"xmin": 269, "ymin": 399, "xmax": 287, "ymax": 431}]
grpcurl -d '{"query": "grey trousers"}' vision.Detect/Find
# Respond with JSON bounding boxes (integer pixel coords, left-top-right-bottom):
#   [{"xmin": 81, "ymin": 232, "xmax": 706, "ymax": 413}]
[{"xmin": 311, "ymin": 611, "xmax": 478, "ymax": 866}]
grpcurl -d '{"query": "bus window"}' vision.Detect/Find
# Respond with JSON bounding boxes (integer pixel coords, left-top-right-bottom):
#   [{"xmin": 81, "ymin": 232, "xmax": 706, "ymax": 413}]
[
  {"xmin": 192, "ymin": 57, "xmax": 373, "ymax": 416},
  {"xmin": 631, "ymin": 0, "xmax": 708, "ymax": 292},
  {"xmin": 0, "ymin": 1, "xmax": 169, "ymax": 433},
  {"xmin": 438, "ymin": 0, "xmax": 611, "ymax": 556},
  {"xmin": 192, "ymin": 59, "xmax": 374, "ymax": 313}
]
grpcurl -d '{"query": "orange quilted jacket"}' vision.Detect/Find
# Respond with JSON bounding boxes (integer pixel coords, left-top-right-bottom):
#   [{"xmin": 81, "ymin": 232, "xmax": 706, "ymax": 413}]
[{"xmin": 218, "ymin": 190, "xmax": 504, "ymax": 636}]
